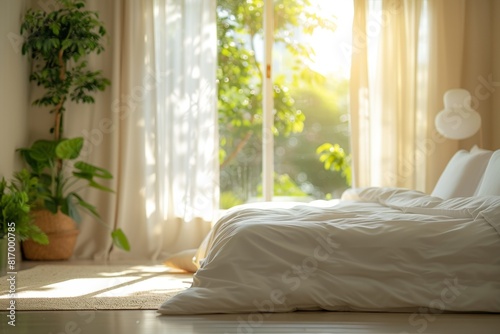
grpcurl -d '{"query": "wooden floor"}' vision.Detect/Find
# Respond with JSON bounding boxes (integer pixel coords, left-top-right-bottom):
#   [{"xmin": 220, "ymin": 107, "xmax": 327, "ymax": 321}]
[
  {"xmin": 1, "ymin": 310, "xmax": 500, "ymax": 333},
  {"xmin": 3, "ymin": 261, "xmax": 499, "ymax": 333}
]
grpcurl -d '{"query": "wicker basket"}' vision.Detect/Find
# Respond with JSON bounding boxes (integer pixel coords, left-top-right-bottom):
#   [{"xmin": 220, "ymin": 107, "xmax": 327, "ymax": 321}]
[{"xmin": 22, "ymin": 210, "xmax": 80, "ymax": 261}]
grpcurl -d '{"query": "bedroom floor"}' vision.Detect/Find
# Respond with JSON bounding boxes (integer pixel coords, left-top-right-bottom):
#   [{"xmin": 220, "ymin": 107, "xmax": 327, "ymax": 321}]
[
  {"xmin": 2, "ymin": 309, "xmax": 500, "ymax": 334},
  {"xmin": 4, "ymin": 261, "xmax": 500, "ymax": 333}
]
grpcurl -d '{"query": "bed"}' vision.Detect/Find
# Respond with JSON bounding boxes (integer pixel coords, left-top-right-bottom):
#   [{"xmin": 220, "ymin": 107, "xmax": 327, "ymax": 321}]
[{"xmin": 158, "ymin": 148, "xmax": 500, "ymax": 315}]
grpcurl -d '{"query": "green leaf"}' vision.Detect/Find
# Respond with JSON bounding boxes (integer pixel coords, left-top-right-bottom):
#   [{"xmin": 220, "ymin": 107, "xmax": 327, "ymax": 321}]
[
  {"xmin": 17, "ymin": 148, "xmax": 44, "ymax": 173},
  {"xmin": 111, "ymin": 228, "xmax": 130, "ymax": 251},
  {"xmin": 88, "ymin": 180, "xmax": 114, "ymax": 193},
  {"xmin": 61, "ymin": 39, "xmax": 72, "ymax": 50},
  {"xmin": 71, "ymin": 192, "xmax": 100, "ymax": 218},
  {"xmin": 50, "ymin": 22, "xmax": 60, "ymax": 36},
  {"xmin": 29, "ymin": 140, "xmax": 57, "ymax": 162},
  {"xmin": 316, "ymin": 143, "xmax": 333, "ymax": 154},
  {"xmin": 74, "ymin": 161, "xmax": 113, "ymax": 179},
  {"xmin": 44, "ymin": 198, "xmax": 58, "ymax": 214},
  {"xmin": 29, "ymin": 228, "xmax": 49, "ymax": 245},
  {"xmin": 75, "ymin": 1, "xmax": 86, "ymax": 9},
  {"xmin": 56, "ymin": 137, "xmax": 84, "ymax": 159},
  {"xmin": 65, "ymin": 195, "xmax": 82, "ymax": 224},
  {"xmin": 72, "ymin": 171, "xmax": 92, "ymax": 181}
]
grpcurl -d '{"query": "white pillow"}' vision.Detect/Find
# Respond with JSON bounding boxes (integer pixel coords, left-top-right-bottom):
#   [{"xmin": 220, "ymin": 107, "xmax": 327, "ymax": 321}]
[
  {"xmin": 163, "ymin": 249, "xmax": 198, "ymax": 273},
  {"xmin": 470, "ymin": 145, "xmax": 491, "ymax": 154},
  {"xmin": 431, "ymin": 148, "xmax": 492, "ymax": 199},
  {"xmin": 475, "ymin": 150, "xmax": 500, "ymax": 196}
]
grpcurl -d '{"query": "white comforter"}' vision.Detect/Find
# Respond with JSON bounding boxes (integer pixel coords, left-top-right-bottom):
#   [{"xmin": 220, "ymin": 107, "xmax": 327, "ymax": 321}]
[{"xmin": 158, "ymin": 188, "xmax": 500, "ymax": 314}]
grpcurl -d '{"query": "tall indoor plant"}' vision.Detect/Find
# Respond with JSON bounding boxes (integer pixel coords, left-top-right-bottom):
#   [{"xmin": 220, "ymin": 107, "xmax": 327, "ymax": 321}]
[{"xmin": 19, "ymin": 0, "xmax": 129, "ymax": 258}]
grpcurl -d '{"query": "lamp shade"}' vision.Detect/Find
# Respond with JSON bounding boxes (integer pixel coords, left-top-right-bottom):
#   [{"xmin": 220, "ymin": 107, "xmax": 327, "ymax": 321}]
[{"xmin": 435, "ymin": 89, "xmax": 481, "ymax": 140}]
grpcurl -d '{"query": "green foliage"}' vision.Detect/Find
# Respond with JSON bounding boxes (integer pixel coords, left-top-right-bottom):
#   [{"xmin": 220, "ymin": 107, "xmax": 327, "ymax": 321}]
[
  {"xmin": 18, "ymin": 138, "xmax": 112, "ymax": 216},
  {"xmin": 111, "ymin": 228, "xmax": 130, "ymax": 252},
  {"xmin": 17, "ymin": 138, "xmax": 130, "ymax": 250},
  {"xmin": 0, "ymin": 171, "xmax": 48, "ymax": 244},
  {"xmin": 274, "ymin": 79, "xmax": 351, "ymax": 198},
  {"xmin": 220, "ymin": 191, "xmax": 245, "ymax": 210},
  {"xmin": 222, "ymin": 172, "xmax": 308, "ymax": 209},
  {"xmin": 20, "ymin": 0, "xmax": 129, "ymax": 251},
  {"xmin": 217, "ymin": 0, "xmax": 338, "ymax": 202},
  {"xmin": 217, "ymin": 0, "xmax": 335, "ymax": 169},
  {"xmin": 316, "ymin": 143, "xmax": 352, "ymax": 186},
  {"xmin": 257, "ymin": 173, "xmax": 309, "ymax": 197},
  {"xmin": 21, "ymin": 0, "xmax": 110, "ymax": 137}
]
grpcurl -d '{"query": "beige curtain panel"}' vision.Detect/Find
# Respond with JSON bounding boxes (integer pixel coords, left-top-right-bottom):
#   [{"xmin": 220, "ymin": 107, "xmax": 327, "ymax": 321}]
[
  {"xmin": 51, "ymin": 0, "xmax": 219, "ymax": 261},
  {"xmin": 349, "ymin": 0, "xmax": 466, "ymax": 192}
]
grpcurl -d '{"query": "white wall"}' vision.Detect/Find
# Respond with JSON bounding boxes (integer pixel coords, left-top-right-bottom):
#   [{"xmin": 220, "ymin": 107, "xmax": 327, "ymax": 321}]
[{"xmin": 0, "ymin": 0, "xmax": 30, "ymax": 179}]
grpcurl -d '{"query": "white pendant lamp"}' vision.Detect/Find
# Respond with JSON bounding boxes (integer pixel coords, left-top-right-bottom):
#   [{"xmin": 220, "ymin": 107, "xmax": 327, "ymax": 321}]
[{"xmin": 435, "ymin": 89, "xmax": 481, "ymax": 140}]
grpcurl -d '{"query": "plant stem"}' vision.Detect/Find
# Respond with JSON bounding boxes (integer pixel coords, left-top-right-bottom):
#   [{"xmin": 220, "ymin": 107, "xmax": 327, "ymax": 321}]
[
  {"xmin": 64, "ymin": 177, "xmax": 81, "ymax": 193},
  {"xmin": 54, "ymin": 47, "xmax": 67, "ymax": 176},
  {"xmin": 54, "ymin": 48, "xmax": 66, "ymax": 142},
  {"xmin": 49, "ymin": 161, "xmax": 57, "ymax": 201},
  {"xmin": 71, "ymin": 184, "xmax": 89, "ymax": 195},
  {"xmin": 221, "ymin": 130, "xmax": 253, "ymax": 169}
]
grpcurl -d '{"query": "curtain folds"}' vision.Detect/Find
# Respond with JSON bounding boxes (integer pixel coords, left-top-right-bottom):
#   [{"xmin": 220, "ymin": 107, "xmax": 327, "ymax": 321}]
[
  {"xmin": 72, "ymin": 0, "xmax": 218, "ymax": 260},
  {"xmin": 349, "ymin": 0, "xmax": 466, "ymax": 192}
]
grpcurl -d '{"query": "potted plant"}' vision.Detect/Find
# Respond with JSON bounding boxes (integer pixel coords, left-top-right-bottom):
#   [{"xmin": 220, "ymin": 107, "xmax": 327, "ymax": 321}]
[
  {"xmin": 19, "ymin": 0, "xmax": 129, "ymax": 259},
  {"xmin": 0, "ymin": 170, "xmax": 48, "ymax": 274}
]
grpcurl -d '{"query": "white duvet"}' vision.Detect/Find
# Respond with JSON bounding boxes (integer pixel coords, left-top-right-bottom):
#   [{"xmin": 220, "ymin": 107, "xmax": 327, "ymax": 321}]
[{"xmin": 158, "ymin": 188, "xmax": 500, "ymax": 314}]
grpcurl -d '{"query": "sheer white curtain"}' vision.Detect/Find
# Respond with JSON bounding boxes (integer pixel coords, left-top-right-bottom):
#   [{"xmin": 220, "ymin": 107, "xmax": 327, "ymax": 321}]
[
  {"xmin": 350, "ymin": 0, "xmax": 466, "ymax": 192},
  {"xmin": 71, "ymin": 0, "xmax": 218, "ymax": 260}
]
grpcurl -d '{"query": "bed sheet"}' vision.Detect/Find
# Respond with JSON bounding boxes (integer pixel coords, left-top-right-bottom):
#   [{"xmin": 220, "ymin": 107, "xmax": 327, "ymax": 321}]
[{"xmin": 159, "ymin": 187, "xmax": 500, "ymax": 314}]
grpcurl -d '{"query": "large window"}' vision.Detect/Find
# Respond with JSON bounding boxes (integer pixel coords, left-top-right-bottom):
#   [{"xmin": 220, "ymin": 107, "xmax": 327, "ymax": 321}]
[{"xmin": 217, "ymin": 0, "xmax": 354, "ymax": 208}]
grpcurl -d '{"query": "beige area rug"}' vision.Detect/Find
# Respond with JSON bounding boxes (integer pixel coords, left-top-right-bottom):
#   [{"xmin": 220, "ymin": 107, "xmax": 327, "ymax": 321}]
[{"xmin": 0, "ymin": 264, "xmax": 192, "ymax": 310}]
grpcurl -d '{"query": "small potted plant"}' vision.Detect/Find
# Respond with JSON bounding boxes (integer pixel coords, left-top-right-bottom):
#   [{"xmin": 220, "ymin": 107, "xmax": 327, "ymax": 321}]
[
  {"xmin": 18, "ymin": 138, "xmax": 130, "ymax": 259},
  {"xmin": 19, "ymin": 0, "xmax": 129, "ymax": 259},
  {"xmin": 0, "ymin": 170, "xmax": 48, "ymax": 273}
]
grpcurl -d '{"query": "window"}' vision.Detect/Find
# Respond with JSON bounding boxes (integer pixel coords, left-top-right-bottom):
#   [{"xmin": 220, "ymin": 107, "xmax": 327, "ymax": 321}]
[{"xmin": 217, "ymin": 0, "xmax": 354, "ymax": 208}]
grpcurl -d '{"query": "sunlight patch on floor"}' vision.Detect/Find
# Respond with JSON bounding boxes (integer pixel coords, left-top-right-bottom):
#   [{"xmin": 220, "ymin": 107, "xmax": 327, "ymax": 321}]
[
  {"xmin": 4, "ymin": 277, "xmax": 139, "ymax": 298},
  {"xmin": 95, "ymin": 276, "xmax": 192, "ymax": 297}
]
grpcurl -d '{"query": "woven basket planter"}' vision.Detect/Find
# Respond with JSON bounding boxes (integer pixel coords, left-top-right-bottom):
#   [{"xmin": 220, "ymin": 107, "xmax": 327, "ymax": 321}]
[{"xmin": 22, "ymin": 210, "xmax": 79, "ymax": 261}]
